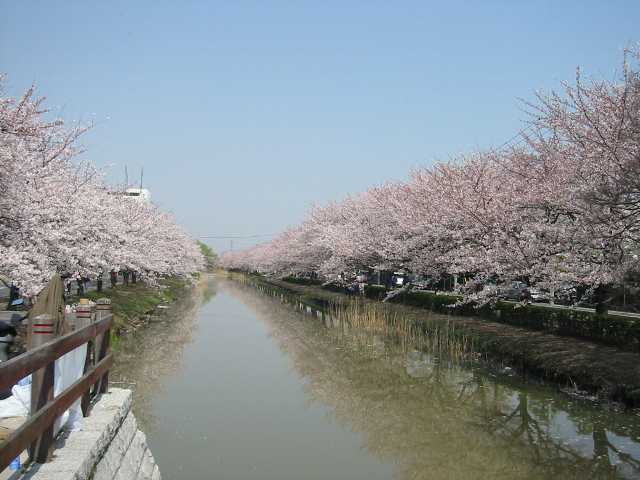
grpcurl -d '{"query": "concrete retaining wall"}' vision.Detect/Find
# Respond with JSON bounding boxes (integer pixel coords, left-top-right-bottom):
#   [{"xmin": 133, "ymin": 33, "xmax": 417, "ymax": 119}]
[{"xmin": 14, "ymin": 388, "xmax": 160, "ymax": 480}]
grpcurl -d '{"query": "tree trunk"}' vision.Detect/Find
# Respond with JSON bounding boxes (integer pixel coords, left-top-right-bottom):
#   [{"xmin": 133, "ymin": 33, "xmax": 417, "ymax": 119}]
[{"xmin": 594, "ymin": 284, "xmax": 610, "ymax": 316}]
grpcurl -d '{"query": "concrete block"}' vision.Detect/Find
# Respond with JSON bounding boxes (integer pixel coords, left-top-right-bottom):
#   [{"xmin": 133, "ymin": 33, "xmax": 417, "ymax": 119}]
[
  {"xmin": 151, "ymin": 464, "xmax": 161, "ymax": 480},
  {"xmin": 19, "ymin": 462, "xmax": 76, "ymax": 480},
  {"xmin": 56, "ymin": 430, "xmax": 103, "ymax": 452},
  {"xmin": 83, "ymin": 390, "xmax": 132, "ymax": 434},
  {"xmin": 11, "ymin": 389, "xmax": 162, "ymax": 480},
  {"xmin": 135, "ymin": 447, "xmax": 156, "ymax": 480},
  {"xmin": 20, "ymin": 467, "xmax": 78, "ymax": 480},
  {"xmin": 114, "ymin": 429, "xmax": 147, "ymax": 480},
  {"xmin": 93, "ymin": 414, "xmax": 138, "ymax": 480}
]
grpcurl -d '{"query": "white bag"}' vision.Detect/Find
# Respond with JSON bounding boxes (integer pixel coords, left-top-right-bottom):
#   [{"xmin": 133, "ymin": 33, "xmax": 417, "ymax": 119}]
[
  {"xmin": 54, "ymin": 344, "xmax": 87, "ymax": 432},
  {"xmin": 0, "ymin": 394, "xmax": 28, "ymax": 418},
  {"xmin": 0, "ymin": 343, "xmax": 87, "ymax": 433}
]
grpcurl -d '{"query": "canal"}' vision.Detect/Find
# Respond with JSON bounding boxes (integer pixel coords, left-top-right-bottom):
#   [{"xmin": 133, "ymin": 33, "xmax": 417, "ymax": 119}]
[{"xmin": 113, "ymin": 275, "xmax": 640, "ymax": 479}]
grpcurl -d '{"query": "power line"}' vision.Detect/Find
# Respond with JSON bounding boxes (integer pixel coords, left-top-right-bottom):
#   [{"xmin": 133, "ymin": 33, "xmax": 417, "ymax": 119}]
[
  {"xmin": 199, "ymin": 233, "xmax": 275, "ymax": 240},
  {"xmin": 495, "ymin": 125, "xmax": 535, "ymax": 152},
  {"xmin": 199, "ymin": 233, "xmax": 276, "ymax": 254}
]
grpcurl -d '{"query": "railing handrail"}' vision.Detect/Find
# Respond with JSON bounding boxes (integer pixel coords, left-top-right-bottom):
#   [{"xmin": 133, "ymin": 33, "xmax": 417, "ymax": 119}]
[
  {"xmin": 0, "ymin": 314, "xmax": 113, "ymax": 392},
  {"xmin": 0, "ymin": 311, "xmax": 113, "ymax": 472},
  {"xmin": 0, "ymin": 354, "xmax": 113, "ymax": 470}
]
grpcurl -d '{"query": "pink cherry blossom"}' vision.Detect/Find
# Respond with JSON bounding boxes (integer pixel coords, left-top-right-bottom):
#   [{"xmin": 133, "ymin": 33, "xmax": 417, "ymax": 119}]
[
  {"xmin": 0, "ymin": 80, "xmax": 204, "ymax": 296},
  {"xmin": 221, "ymin": 48, "xmax": 640, "ymax": 302}
]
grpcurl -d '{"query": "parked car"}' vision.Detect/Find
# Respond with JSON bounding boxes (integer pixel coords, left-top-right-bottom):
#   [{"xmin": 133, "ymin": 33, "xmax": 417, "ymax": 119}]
[
  {"xmin": 391, "ymin": 272, "xmax": 407, "ymax": 287},
  {"xmin": 499, "ymin": 281, "xmax": 531, "ymax": 301},
  {"xmin": 529, "ymin": 287, "xmax": 551, "ymax": 303},
  {"xmin": 526, "ymin": 284, "xmax": 578, "ymax": 305},
  {"xmin": 480, "ymin": 283, "xmax": 499, "ymax": 296},
  {"xmin": 356, "ymin": 271, "xmax": 369, "ymax": 283},
  {"xmin": 555, "ymin": 284, "xmax": 579, "ymax": 305},
  {"xmin": 412, "ymin": 281, "xmax": 430, "ymax": 291}
]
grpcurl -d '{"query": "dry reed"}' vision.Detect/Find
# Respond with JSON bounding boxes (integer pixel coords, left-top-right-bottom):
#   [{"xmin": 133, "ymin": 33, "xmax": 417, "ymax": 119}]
[{"xmin": 328, "ymin": 298, "xmax": 473, "ymax": 362}]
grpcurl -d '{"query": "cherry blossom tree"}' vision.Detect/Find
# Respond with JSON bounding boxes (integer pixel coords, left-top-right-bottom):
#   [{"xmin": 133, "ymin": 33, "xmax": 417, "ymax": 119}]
[
  {"xmin": 222, "ymin": 48, "xmax": 640, "ymax": 307},
  {"xmin": 0, "ymin": 79, "xmax": 204, "ymax": 296}
]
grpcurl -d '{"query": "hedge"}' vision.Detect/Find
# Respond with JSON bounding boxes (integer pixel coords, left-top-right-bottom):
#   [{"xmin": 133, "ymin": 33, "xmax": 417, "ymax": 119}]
[
  {"xmin": 321, "ymin": 283, "xmax": 346, "ymax": 293},
  {"xmin": 281, "ymin": 276, "xmax": 323, "ymax": 286},
  {"xmin": 387, "ymin": 290, "xmax": 640, "ymax": 352},
  {"xmin": 363, "ymin": 284, "xmax": 387, "ymax": 300}
]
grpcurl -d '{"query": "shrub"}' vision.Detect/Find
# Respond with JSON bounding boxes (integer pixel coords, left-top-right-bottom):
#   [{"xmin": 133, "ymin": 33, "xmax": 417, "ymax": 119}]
[
  {"xmin": 321, "ymin": 283, "xmax": 346, "ymax": 293},
  {"xmin": 281, "ymin": 276, "xmax": 323, "ymax": 286},
  {"xmin": 363, "ymin": 284, "xmax": 387, "ymax": 300},
  {"xmin": 387, "ymin": 290, "xmax": 640, "ymax": 351}
]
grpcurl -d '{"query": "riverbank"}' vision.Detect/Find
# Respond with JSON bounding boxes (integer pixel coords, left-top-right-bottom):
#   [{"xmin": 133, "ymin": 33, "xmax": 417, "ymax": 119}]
[
  {"xmin": 76, "ymin": 277, "xmax": 193, "ymax": 336},
  {"xmin": 235, "ymin": 273, "xmax": 640, "ymax": 407}
]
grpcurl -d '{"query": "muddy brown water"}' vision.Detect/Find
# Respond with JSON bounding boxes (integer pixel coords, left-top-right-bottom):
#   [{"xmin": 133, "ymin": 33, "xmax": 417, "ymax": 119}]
[{"xmin": 112, "ymin": 275, "xmax": 640, "ymax": 479}]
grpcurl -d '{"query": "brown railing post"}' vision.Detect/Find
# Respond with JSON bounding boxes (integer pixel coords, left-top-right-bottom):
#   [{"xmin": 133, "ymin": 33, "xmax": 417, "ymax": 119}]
[
  {"xmin": 76, "ymin": 304, "xmax": 93, "ymax": 416},
  {"xmin": 95, "ymin": 299, "xmax": 112, "ymax": 394},
  {"xmin": 29, "ymin": 314, "xmax": 55, "ymax": 463}
]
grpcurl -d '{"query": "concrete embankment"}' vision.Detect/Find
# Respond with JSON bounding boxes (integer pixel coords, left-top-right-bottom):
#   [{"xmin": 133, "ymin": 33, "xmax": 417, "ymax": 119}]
[
  {"xmin": 247, "ymin": 275, "xmax": 640, "ymax": 407},
  {"xmin": 11, "ymin": 389, "xmax": 160, "ymax": 480}
]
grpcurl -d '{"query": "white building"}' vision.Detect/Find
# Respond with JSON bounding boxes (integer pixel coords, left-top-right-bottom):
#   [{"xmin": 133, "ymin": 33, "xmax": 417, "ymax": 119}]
[{"xmin": 124, "ymin": 188, "xmax": 151, "ymax": 203}]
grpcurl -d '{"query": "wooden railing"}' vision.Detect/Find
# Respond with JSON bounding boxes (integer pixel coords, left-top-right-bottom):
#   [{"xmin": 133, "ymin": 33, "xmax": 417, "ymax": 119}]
[{"xmin": 0, "ymin": 299, "xmax": 113, "ymax": 472}]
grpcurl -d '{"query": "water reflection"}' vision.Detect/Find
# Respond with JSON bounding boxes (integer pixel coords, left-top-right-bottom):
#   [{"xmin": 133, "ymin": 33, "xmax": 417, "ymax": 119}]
[
  {"xmin": 111, "ymin": 277, "xmax": 215, "ymax": 430},
  {"xmin": 225, "ymin": 278, "xmax": 640, "ymax": 480}
]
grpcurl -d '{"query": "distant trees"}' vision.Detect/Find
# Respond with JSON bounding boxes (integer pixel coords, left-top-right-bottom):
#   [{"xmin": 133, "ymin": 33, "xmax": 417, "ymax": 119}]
[
  {"xmin": 0, "ymin": 77, "xmax": 204, "ymax": 296},
  {"xmin": 197, "ymin": 241, "xmax": 218, "ymax": 271},
  {"xmin": 222, "ymin": 48, "xmax": 640, "ymax": 303}
]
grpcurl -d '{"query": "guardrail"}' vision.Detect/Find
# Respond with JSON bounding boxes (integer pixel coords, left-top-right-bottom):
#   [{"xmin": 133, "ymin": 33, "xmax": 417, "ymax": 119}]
[
  {"xmin": 0, "ymin": 300, "xmax": 113, "ymax": 472},
  {"xmin": 407, "ymin": 288, "xmax": 640, "ymax": 319}
]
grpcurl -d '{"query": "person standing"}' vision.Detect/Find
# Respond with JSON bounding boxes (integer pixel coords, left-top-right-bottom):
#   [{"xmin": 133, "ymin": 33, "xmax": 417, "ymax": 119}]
[{"xmin": 7, "ymin": 283, "xmax": 19, "ymax": 311}]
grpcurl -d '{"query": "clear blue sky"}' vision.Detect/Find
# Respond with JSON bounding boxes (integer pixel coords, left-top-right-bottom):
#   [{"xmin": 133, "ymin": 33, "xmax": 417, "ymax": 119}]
[{"xmin": 2, "ymin": 1, "xmax": 638, "ymax": 253}]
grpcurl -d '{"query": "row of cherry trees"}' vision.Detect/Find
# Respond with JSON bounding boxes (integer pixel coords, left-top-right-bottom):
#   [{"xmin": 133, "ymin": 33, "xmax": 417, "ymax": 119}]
[
  {"xmin": 0, "ymin": 78, "xmax": 204, "ymax": 296},
  {"xmin": 222, "ymin": 49, "xmax": 640, "ymax": 299}
]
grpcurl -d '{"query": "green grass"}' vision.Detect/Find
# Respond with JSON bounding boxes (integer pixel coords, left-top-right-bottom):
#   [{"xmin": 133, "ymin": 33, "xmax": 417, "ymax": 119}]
[{"xmin": 72, "ymin": 277, "xmax": 189, "ymax": 334}]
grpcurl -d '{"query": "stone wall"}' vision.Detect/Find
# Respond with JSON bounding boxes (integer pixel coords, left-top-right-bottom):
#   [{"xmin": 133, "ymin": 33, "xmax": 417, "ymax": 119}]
[{"xmin": 15, "ymin": 388, "xmax": 160, "ymax": 480}]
